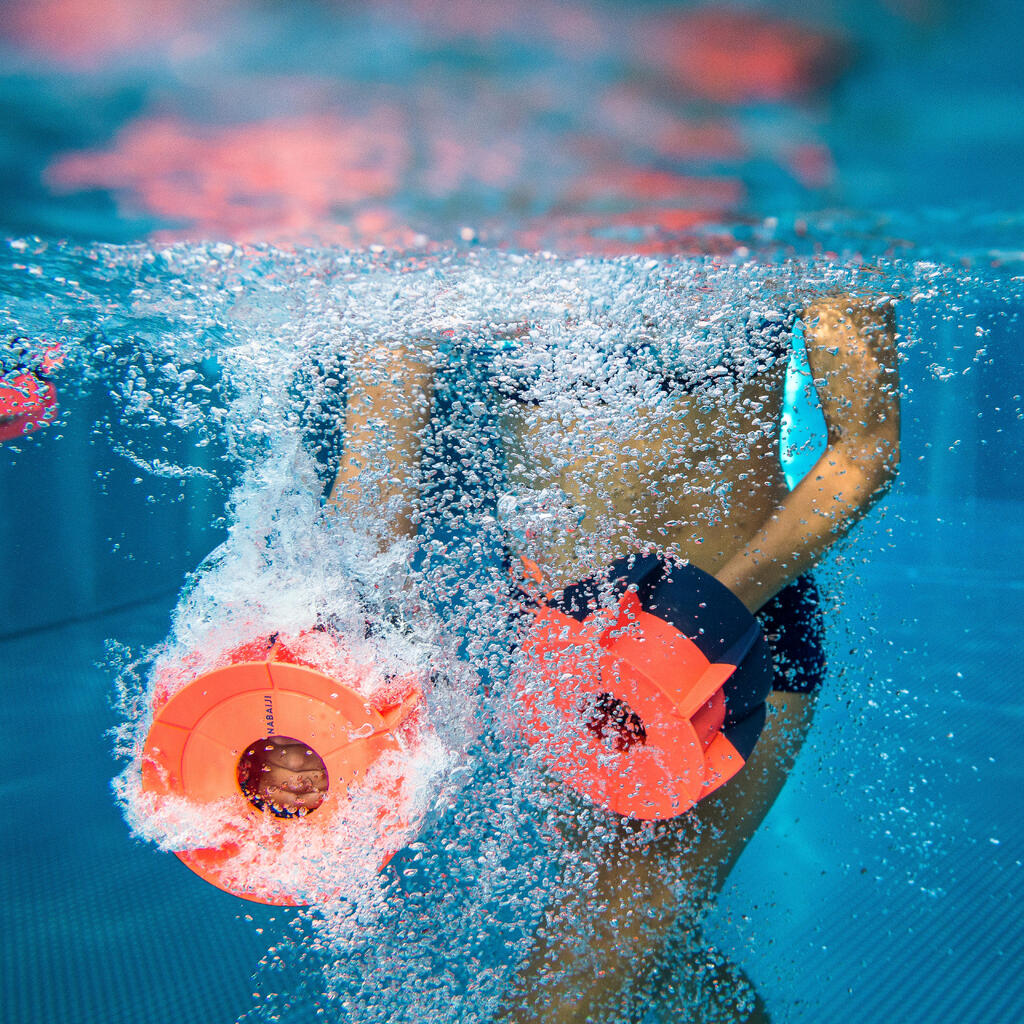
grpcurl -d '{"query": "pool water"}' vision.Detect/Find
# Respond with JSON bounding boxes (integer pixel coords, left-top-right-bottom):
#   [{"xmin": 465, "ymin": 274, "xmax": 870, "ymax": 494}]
[{"xmin": 2, "ymin": 2, "xmax": 1023, "ymax": 1023}]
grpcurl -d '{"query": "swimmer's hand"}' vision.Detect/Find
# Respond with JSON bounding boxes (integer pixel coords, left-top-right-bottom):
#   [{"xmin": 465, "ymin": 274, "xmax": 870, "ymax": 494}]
[{"xmin": 240, "ymin": 738, "xmax": 329, "ymax": 816}]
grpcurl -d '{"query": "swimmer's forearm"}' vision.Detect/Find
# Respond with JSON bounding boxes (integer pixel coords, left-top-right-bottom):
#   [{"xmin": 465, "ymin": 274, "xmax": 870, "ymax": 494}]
[
  {"xmin": 502, "ymin": 852, "xmax": 679, "ymax": 1024},
  {"xmin": 718, "ymin": 293, "xmax": 902, "ymax": 611},
  {"xmin": 325, "ymin": 342, "xmax": 434, "ymax": 542},
  {"xmin": 328, "ymin": 436, "xmax": 421, "ymax": 539},
  {"xmin": 716, "ymin": 434, "xmax": 898, "ymax": 611}
]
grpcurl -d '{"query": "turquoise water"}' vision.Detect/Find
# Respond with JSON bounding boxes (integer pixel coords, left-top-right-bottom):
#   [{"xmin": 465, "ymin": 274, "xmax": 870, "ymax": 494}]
[{"xmin": 2, "ymin": 2, "xmax": 1023, "ymax": 1023}]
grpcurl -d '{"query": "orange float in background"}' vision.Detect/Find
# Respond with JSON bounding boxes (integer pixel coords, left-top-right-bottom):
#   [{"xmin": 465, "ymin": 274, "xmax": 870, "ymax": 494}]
[
  {"xmin": 0, "ymin": 342, "xmax": 63, "ymax": 442},
  {"xmin": 142, "ymin": 630, "xmax": 425, "ymax": 905},
  {"xmin": 639, "ymin": 10, "xmax": 849, "ymax": 105}
]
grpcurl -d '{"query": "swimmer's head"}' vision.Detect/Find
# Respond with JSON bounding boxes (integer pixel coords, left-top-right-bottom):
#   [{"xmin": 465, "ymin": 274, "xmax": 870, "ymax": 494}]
[{"xmin": 236, "ymin": 736, "xmax": 329, "ymax": 818}]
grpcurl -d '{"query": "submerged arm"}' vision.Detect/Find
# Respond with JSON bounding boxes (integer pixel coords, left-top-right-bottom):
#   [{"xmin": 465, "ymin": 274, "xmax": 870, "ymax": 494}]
[
  {"xmin": 326, "ymin": 339, "xmax": 436, "ymax": 543},
  {"xmin": 504, "ymin": 296, "xmax": 900, "ymax": 1023},
  {"xmin": 716, "ymin": 295, "xmax": 901, "ymax": 611}
]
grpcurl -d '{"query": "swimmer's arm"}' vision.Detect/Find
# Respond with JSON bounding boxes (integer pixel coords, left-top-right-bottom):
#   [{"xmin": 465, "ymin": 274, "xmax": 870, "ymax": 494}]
[
  {"xmin": 501, "ymin": 832, "xmax": 681, "ymax": 1024},
  {"xmin": 326, "ymin": 341, "xmax": 435, "ymax": 541},
  {"xmin": 717, "ymin": 295, "xmax": 901, "ymax": 612}
]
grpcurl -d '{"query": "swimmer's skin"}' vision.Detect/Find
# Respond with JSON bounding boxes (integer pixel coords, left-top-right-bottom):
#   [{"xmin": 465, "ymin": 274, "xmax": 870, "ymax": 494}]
[
  {"xmin": 329, "ymin": 297, "xmax": 899, "ymax": 610},
  {"xmin": 501, "ymin": 297, "xmax": 899, "ymax": 1023},
  {"xmin": 328, "ymin": 339, "xmax": 435, "ymax": 541},
  {"xmin": 716, "ymin": 297, "xmax": 900, "ymax": 609},
  {"xmin": 242, "ymin": 738, "xmax": 329, "ymax": 815},
  {"xmin": 327, "ymin": 293, "xmax": 900, "ymax": 1021}
]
